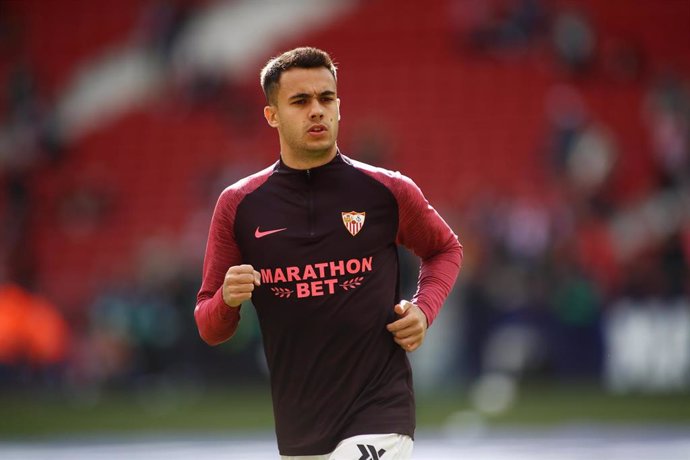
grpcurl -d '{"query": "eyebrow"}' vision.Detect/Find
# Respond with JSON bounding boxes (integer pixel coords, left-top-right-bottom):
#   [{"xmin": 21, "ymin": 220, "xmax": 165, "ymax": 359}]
[{"xmin": 288, "ymin": 90, "xmax": 336, "ymax": 101}]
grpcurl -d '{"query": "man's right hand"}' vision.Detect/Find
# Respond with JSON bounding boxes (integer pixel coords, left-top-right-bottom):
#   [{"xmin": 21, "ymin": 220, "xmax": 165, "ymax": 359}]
[{"xmin": 223, "ymin": 264, "xmax": 261, "ymax": 307}]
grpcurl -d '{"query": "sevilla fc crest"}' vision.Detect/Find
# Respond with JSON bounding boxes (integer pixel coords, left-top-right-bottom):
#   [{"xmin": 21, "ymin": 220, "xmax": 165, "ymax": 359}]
[{"xmin": 342, "ymin": 211, "xmax": 366, "ymax": 236}]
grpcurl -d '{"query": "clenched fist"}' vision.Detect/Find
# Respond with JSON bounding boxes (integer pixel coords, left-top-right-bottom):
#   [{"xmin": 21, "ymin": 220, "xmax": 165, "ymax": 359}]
[
  {"xmin": 386, "ymin": 300, "xmax": 428, "ymax": 352},
  {"xmin": 223, "ymin": 264, "xmax": 261, "ymax": 307}
]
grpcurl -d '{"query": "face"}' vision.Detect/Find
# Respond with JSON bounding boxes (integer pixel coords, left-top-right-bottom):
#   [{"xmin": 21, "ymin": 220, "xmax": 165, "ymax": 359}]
[{"xmin": 264, "ymin": 67, "xmax": 340, "ymax": 168}]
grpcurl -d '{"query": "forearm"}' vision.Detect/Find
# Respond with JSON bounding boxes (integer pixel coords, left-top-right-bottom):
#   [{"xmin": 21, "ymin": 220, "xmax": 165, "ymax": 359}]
[
  {"xmin": 195, "ymin": 288, "xmax": 241, "ymax": 346},
  {"xmin": 412, "ymin": 236, "xmax": 463, "ymax": 327},
  {"xmin": 195, "ymin": 187, "xmax": 246, "ymax": 346}
]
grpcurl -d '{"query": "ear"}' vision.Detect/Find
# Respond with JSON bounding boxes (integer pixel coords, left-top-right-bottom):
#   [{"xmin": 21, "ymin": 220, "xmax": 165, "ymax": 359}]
[
  {"xmin": 264, "ymin": 105, "xmax": 279, "ymax": 128},
  {"xmin": 337, "ymin": 98, "xmax": 341, "ymax": 121}
]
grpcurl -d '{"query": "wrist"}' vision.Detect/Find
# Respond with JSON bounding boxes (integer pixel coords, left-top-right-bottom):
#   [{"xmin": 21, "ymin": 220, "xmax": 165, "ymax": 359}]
[{"xmin": 223, "ymin": 297, "xmax": 241, "ymax": 308}]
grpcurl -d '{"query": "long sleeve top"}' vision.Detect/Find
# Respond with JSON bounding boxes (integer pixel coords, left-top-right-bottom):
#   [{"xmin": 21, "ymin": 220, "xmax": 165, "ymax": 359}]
[{"xmin": 195, "ymin": 152, "xmax": 462, "ymax": 456}]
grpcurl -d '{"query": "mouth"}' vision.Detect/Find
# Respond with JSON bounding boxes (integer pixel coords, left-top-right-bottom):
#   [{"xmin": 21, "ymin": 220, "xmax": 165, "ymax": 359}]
[{"xmin": 308, "ymin": 124, "xmax": 327, "ymax": 135}]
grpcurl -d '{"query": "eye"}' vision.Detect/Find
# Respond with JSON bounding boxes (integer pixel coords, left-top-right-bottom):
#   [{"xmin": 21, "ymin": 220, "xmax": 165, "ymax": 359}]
[{"xmin": 292, "ymin": 99, "xmax": 306, "ymax": 105}]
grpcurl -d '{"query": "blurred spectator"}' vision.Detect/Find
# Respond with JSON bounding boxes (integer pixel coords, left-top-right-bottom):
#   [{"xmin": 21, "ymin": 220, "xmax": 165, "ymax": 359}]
[
  {"xmin": 551, "ymin": 7, "xmax": 596, "ymax": 76},
  {"xmin": 565, "ymin": 123, "xmax": 617, "ymax": 202},
  {"xmin": 661, "ymin": 231, "xmax": 690, "ymax": 299},
  {"xmin": 3, "ymin": 58, "xmax": 65, "ymax": 165},
  {"xmin": 137, "ymin": 0, "xmax": 195, "ymax": 66},
  {"xmin": 543, "ymin": 84, "xmax": 617, "ymax": 214},
  {"xmin": 643, "ymin": 71, "xmax": 690, "ymax": 189},
  {"xmin": 456, "ymin": 0, "xmax": 548, "ymax": 56},
  {"xmin": 501, "ymin": 196, "xmax": 552, "ymax": 263},
  {"xmin": 543, "ymin": 84, "xmax": 587, "ymax": 176},
  {"xmin": 2, "ymin": 168, "xmax": 36, "ymax": 286},
  {"xmin": 549, "ymin": 255, "xmax": 603, "ymax": 377},
  {"xmin": 0, "ymin": 283, "xmax": 70, "ymax": 386}
]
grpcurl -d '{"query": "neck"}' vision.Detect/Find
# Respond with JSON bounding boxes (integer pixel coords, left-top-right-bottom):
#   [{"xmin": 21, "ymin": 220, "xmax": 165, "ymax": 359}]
[{"xmin": 280, "ymin": 145, "xmax": 338, "ymax": 170}]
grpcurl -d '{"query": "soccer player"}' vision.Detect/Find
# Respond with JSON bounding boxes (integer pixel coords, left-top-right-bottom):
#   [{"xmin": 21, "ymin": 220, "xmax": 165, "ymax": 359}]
[{"xmin": 195, "ymin": 47, "xmax": 462, "ymax": 459}]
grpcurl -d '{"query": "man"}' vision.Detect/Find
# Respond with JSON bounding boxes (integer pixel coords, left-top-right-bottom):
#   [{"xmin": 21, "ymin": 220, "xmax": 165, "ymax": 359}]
[{"xmin": 195, "ymin": 47, "xmax": 462, "ymax": 459}]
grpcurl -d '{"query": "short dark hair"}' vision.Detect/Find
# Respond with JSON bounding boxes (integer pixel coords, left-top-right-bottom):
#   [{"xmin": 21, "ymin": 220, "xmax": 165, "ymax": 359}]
[{"xmin": 260, "ymin": 47, "xmax": 337, "ymax": 104}]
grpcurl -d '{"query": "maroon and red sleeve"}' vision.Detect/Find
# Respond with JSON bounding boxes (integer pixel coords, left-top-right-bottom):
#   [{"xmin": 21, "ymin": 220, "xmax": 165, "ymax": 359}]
[
  {"xmin": 399, "ymin": 176, "xmax": 462, "ymax": 325},
  {"xmin": 355, "ymin": 162, "xmax": 463, "ymax": 326},
  {"xmin": 195, "ymin": 168, "xmax": 273, "ymax": 345},
  {"xmin": 386, "ymin": 173, "xmax": 463, "ymax": 326}
]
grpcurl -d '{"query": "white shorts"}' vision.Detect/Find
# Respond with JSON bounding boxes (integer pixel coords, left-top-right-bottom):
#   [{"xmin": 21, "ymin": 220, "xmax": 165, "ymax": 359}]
[{"xmin": 281, "ymin": 433, "xmax": 414, "ymax": 460}]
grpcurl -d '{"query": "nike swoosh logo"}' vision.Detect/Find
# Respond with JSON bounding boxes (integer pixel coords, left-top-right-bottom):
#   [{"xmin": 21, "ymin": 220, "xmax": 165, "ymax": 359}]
[{"xmin": 254, "ymin": 227, "xmax": 287, "ymax": 238}]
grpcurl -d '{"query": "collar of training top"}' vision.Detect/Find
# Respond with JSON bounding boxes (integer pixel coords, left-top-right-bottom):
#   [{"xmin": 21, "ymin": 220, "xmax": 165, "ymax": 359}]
[{"xmin": 276, "ymin": 150, "xmax": 344, "ymax": 173}]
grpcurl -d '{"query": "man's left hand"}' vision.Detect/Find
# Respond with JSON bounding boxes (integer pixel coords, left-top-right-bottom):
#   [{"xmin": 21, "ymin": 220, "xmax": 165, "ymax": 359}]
[{"xmin": 386, "ymin": 300, "xmax": 428, "ymax": 352}]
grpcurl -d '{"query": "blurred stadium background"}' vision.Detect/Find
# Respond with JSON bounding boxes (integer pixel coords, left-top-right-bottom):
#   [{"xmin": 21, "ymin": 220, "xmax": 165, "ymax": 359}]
[{"xmin": 1, "ymin": 0, "xmax": 689, "ymax": 458}]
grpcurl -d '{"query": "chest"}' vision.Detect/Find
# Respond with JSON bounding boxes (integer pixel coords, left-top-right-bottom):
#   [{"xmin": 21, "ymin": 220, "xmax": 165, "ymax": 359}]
[{"xmin": 234, "ymin": 170, "xmax": 398, "ymax": 268}]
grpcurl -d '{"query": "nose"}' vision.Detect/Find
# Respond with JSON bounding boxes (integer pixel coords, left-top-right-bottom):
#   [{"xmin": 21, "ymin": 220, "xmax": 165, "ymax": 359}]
[{"xmin": 308, "ymin": 99, "xmax": 324, "ymax": 120}]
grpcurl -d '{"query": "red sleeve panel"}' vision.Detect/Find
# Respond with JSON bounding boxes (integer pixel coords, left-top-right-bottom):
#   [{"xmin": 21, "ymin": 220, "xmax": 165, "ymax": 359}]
[
  {"xmin": 352, "ymin": 160, "xmax": 463, "ymax": 326},
  {"xmin": 194, "ymin": 164, "xmax": 276, "ymax": 345}
]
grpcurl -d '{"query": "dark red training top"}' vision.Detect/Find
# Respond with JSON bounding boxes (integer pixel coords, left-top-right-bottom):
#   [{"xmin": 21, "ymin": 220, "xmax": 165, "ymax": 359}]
[{"xmin": 195, "ymin": 152, "xmax": 462, "ymax": 455}]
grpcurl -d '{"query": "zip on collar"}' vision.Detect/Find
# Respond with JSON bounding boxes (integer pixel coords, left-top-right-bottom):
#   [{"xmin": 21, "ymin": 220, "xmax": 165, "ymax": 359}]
[{"xmin": 276, "ymin": 151, "xmax": 344, "ymax": 173}]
